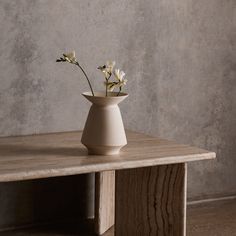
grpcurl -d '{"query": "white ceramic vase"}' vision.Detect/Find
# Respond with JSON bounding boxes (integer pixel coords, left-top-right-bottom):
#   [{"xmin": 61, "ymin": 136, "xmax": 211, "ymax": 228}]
[{"xmin": 81, "ymin": 91, "xmax": 128, "ymax": 155}]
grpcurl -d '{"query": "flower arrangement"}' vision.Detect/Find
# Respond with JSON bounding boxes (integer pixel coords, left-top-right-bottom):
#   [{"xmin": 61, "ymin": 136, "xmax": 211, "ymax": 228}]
[{"xmin": 56, "ymin": 51, "xmax": 127, "ymax": 97}]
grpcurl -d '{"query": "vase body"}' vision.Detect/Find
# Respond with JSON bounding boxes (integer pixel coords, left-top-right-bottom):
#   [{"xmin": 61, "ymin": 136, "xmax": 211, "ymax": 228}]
[{"xmin": 81, "ymin": 92, "xmax": 128, "ymax": 155}]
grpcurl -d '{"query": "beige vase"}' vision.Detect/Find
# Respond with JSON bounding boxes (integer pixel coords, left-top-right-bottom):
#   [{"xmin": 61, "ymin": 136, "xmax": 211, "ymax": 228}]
[{"xmin": 81, "ymin": 91, "xmax": 128, "ymax": 155}]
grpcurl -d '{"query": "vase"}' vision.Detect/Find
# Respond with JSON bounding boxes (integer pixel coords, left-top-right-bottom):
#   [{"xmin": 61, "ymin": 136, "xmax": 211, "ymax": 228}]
[{"xmin": 81, "ymin": 91, "xmax": 128, "ymax": 155}]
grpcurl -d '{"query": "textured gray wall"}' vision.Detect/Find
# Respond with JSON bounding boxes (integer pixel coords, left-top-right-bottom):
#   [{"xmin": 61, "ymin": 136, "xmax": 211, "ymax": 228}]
[{"xmin": 0, "ymin": 0, "xmax": 235, "ymax": 229}]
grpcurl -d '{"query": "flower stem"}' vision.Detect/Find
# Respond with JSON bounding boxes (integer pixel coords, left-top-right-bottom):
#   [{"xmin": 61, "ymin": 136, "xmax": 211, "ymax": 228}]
[
  {"xmin": 117, "ymin": 87, "xmax": 122, "ymax": 96},
  {"xmin": 105, "ymin": 73, "xmax": 112, "ymax": 97},
  {"xmin": 105, "ymin": 79, "xmax": 108, "ymax": 97},
  {"xmin": 75, "ymin": 62, "xmax": 94, "ymax": 96}
]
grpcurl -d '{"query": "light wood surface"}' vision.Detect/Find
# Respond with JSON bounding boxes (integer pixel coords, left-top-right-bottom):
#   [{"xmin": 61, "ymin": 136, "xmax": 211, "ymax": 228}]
[
  {"xmin": 115, "ymin": 164, "xmax": 186, "ymax": 236},
  {"xmin": 95, "ymin": 171, "xmax": 115, "ymax": 235},
  {"xmin": 0, "ymin": 131, "xmax": 215, "ymax": 182}
]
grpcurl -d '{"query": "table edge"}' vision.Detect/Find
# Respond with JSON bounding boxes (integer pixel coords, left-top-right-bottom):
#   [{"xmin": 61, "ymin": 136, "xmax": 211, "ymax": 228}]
[{"xmin": 0, "ymin": 152, "xmax": 216, "ymax": 182}]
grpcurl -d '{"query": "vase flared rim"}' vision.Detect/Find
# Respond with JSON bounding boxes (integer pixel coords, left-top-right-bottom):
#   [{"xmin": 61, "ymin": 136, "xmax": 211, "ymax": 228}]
[
  {"xmin": 82, "ymin": 91, "xmax": 128, "ymax": 98},
  {"xmin": 82, "ymin": 91, "xmax": 128, "ymax": 105}
]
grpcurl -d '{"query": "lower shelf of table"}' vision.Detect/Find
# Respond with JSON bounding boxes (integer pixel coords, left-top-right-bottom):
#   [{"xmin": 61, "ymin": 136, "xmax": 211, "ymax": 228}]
[{"xmin": 0, "ymin": 220, "xmax": 114, "ymax": 236}]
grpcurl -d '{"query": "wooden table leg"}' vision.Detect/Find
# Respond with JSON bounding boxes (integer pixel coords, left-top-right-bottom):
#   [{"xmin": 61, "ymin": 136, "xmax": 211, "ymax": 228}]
[
  {"xmin": 95, "ymin": 170, "xmax": 115, "ymax": 235},
  {"xmin": 115, "ymin": 163, "xmax": 187, "ymax": 236}
]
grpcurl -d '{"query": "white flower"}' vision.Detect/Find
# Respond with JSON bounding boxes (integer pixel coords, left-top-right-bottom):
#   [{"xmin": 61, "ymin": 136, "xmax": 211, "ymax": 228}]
[
  {"xmin": 106, "ymin": 61, "xmax": 115, "ymax": 74},
  {"xmin": 114, "ymin": 69, "xmax": 127, "ymax": 87},
  {"xmin": 98, "ymin": 61, "xmax": 116, "ymax": 79},
  {"xmin": 63, "ymin": 51, "xmax": 77, "ymax": 63},
  {"xmin": 104, "ymin": 81, "xmax": 116, "ymax": 91}
]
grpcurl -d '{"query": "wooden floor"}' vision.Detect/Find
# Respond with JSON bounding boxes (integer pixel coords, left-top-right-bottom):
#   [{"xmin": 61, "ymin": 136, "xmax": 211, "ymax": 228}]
[
  {"xmin": 0, "ymin": 199, "xmax": 235, "ymax": 236},
  {"xmin": 187, "ymin": 199, "xmax": 236, "ymax": 236}
]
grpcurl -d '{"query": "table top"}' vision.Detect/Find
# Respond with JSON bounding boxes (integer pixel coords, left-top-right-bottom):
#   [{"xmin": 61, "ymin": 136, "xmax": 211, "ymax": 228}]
[{"xmin": 0, "ymin": 130, "xmax": 215, "ymax": 182}]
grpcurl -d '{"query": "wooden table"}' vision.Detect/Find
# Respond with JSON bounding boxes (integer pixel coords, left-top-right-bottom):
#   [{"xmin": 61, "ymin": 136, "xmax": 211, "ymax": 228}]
[{"xmin": 0, "ymin": 131, "xmax": 215, "ymax": 236}]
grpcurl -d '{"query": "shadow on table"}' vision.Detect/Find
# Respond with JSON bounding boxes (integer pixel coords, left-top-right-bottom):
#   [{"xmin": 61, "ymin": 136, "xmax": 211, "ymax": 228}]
[{"xmin": 0, "ymin": 144, "xmax": 87, "ymax": 157}]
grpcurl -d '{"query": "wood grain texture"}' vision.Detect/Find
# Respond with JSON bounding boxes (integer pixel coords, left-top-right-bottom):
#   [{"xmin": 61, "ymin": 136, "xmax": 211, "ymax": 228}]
[
  {"xmin": 0, "ymin": 131, "xmax": 215, "ymax": 182},
  {"xmin": 95, "ymin": 171, "xmax": 115, "ymax": 235},
  {"xmin": 115, "ymin": 164, "xmax": 187, "ymax": 236}
]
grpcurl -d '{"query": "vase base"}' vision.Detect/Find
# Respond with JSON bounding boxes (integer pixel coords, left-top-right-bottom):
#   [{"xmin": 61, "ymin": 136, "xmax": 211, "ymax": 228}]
[{"xmin": 85, "ymin": 145, "xmax": 124, "ymax": 155}]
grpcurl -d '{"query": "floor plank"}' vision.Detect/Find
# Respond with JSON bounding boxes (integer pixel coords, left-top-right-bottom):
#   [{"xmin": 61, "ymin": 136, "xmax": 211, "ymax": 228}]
[{"xmin": 187, "ymin": 199, "xmax": 236, "ymax": 236}]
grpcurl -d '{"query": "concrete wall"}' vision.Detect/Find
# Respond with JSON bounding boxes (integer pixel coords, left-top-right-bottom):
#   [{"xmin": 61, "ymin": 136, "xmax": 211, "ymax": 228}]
[{"xmin": 0, "ymin": 0, "xmax": 235, "ymax": 229}]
